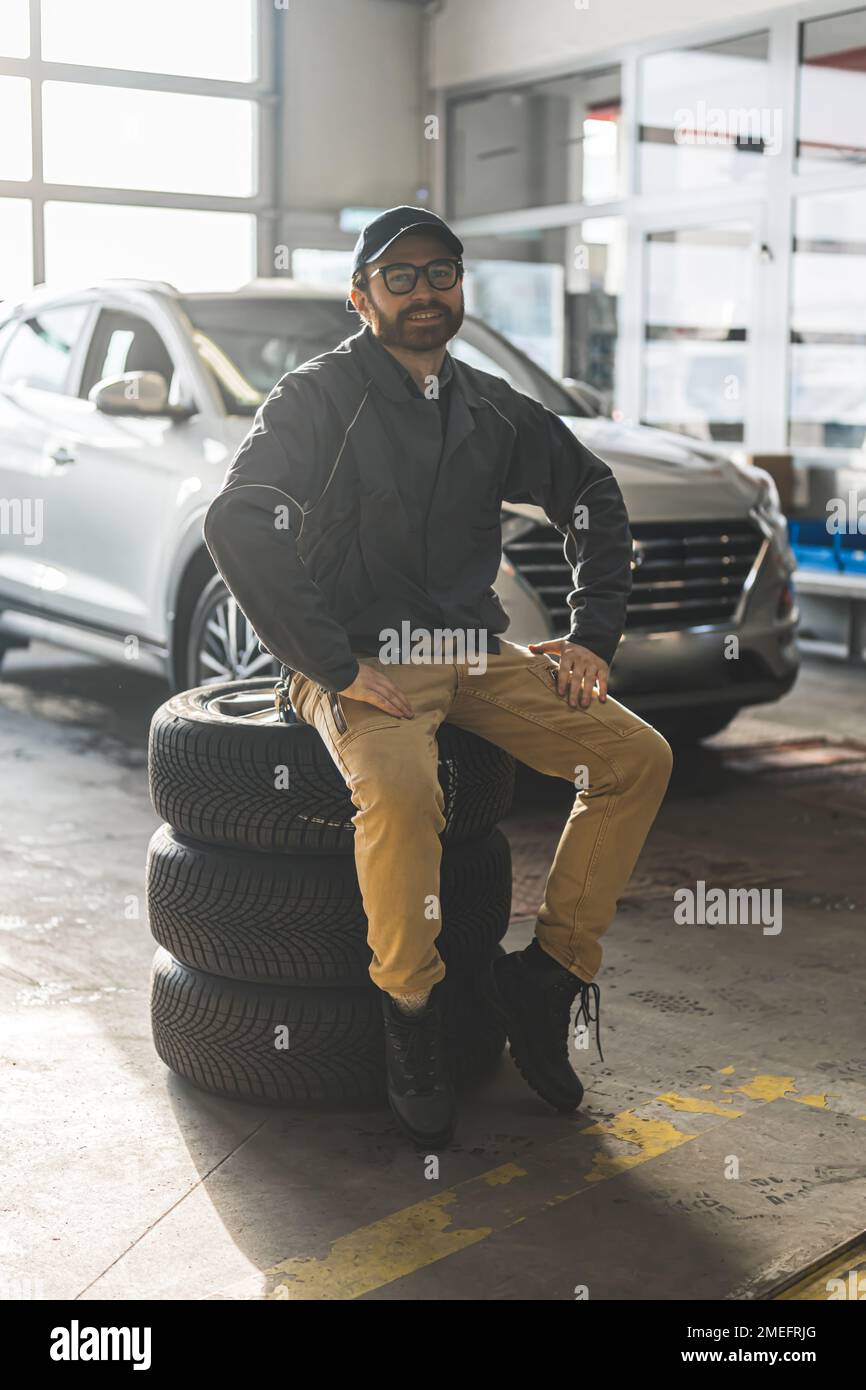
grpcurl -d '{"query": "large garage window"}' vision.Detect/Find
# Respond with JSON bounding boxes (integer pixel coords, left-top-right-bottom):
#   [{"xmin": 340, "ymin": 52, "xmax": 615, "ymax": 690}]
[
  {"xmin": 44, "ymin": 202, "xmax": 256, "ymax": 291},
  {"xmin": 40, "ymin": 0, "xmax": 257, "ymax": 81},
  {"xmin": 0, "ymin": 0, "xmax": 272, "ymax": 294},
  {"xmin": 0, "ymin": 197, "xmax": 33, "ymax": 298},
  {"xmin": 0, "ymin": 76, "xmax": 31, "ymax": 180},
  {"xmin": 0, "ymin": 1, "xmax": 28, "ymax": 58},
  {"xmin": 42, "ymin": 83, "xmax": 256, "ymax": 197}
]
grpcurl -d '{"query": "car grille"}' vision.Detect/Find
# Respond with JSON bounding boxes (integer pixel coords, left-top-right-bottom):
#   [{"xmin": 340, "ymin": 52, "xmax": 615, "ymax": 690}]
[{"xmin": 503, "ymin": 518, "xmax": 765, "ymax": 633}]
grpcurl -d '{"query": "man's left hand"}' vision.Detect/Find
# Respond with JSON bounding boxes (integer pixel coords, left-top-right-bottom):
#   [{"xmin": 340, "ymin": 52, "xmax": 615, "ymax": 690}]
[{"xmin": 527, "ymin": 639, "xmax": 609, "ymax": 708}]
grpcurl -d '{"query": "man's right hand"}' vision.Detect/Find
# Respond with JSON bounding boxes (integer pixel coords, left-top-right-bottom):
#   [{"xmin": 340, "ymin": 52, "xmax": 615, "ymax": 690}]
[{"xmin": 337, "ymin": 663, "xmax": 414, "ymax": 718}]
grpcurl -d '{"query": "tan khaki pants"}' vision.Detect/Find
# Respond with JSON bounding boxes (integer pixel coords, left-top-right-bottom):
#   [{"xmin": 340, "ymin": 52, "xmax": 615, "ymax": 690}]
[{"xmin": 289, "ymin": 639, "xmax": 673, "ymax": 993}]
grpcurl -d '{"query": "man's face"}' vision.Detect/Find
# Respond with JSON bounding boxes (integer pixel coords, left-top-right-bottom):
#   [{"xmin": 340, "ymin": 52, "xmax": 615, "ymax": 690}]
[{"xmin": 351, "ymin": 232, "xmax": 464, "ymax": 349}]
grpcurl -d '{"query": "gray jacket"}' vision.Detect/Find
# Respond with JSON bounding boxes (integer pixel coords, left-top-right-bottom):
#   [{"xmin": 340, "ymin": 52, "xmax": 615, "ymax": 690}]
[{"xmin": 202, "ymin": 322, "xmax": 633, "ymax": 694}]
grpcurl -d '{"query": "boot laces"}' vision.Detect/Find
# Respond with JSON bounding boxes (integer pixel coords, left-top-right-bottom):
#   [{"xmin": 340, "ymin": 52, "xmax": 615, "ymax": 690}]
[
  {"xmin": 550, "ymin": 976, "xmax": 604, "ymax": 1064},
  {"xmin": 573, "ymin": 980, "xmax": 604, "ymax": 1064}
]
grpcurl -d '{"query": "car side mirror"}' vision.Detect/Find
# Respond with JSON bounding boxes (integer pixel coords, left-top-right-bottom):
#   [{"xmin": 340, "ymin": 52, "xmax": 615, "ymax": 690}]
[{"xmin": 89, "ymin": 370, "xmax": 196, "ymax": 421}]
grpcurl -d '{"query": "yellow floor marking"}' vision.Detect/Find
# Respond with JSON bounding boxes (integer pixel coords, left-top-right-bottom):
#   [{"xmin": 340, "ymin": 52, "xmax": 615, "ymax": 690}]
[
  {"xmin": 483, "ymin": 1166, "xmax": 520, "ymax": 1187},
  {"xmin": 260, "ymin": 1072, "xmax": 865, "ymax": 1300},
  {"xmin": 719, "ymin": 1065, "xmax": 736, "ymax": 1074},
  {"xmin": 723, "ymin": 1074, "xmax": 797, "ymax": 1101},
  {"xmin": 581, "ymin": 1112, "xmax": 696, "ymax": 1184},
  {"xmin": 789, "ymin": 1093, "xmax": 831, "ymax": 1109},
  {"xmin": 656, "ymin": 1092, "xmax": 744, "ymax": 1117},
  {"xmin": 268, "ymin": 1164, "xmax": 525, "ymax": 1300}
]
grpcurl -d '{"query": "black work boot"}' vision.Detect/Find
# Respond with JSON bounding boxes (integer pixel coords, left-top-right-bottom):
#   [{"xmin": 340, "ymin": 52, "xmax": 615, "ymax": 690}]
[
  {"xmin": 478, "ymin": 940, "xmax": 603, "ymax": 1112},
  {"xmin": 381, "ymin": 984, "xmax": 457, "ymax": 1148}
]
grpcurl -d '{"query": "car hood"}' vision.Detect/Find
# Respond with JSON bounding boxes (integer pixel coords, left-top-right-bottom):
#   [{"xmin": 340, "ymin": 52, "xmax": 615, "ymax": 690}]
[
  {"xmin": 524, "ymin": 416, "xmax": 762, "ymax": 526},
  {"xmin": 220, "ymin": 411, "xmax": 761, "ymax": 527}
]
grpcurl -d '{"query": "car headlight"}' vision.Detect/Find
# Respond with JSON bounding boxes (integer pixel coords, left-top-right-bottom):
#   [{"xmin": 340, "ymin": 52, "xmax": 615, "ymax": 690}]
[
  {"xmin": 730, "ymin": 456, "xmax": 783, "ymax": 525},
  {"xmin": 754, "ymin": 470, "xmax": 782, "ymax": 524},
  {"xmin": 728, "ymin": 457, "xmax": 796, "ymax": 576}
]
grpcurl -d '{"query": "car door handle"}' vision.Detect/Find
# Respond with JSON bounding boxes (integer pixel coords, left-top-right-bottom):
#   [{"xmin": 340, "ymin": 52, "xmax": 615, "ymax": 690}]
[{"xmin": 50, "ymin": 446, "xmax": 76, "ymax": 466}]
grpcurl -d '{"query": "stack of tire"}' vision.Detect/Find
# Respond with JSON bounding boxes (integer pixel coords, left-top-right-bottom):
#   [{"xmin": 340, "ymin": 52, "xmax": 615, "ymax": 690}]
[{"xmin": 145, "ymin": 678, "xmax": 516, "ymax": 1106}]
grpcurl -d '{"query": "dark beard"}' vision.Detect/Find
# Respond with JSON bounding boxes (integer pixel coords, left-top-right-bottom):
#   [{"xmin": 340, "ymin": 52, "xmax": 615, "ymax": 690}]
[{"xmin": 374, "ymin": 297, "xmax": 464, "ymax": 350}]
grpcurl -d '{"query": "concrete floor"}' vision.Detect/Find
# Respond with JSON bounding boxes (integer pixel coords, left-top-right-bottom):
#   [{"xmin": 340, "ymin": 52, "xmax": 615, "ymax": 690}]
[{"xmin": 2, "ymin": 642, "xmax": 865, "ymax": 1301}]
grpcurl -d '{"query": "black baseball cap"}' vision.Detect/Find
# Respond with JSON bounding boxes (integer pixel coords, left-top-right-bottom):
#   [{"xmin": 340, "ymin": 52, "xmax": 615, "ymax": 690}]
[{"xmin": 346, "ymin": 205, "xmax": 463, "ymax": 311}]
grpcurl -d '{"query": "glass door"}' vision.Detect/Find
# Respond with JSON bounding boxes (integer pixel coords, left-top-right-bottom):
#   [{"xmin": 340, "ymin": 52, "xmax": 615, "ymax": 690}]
[{"xmin": 639, "ymin": 214, "xmax": 763, "ymax": 445}]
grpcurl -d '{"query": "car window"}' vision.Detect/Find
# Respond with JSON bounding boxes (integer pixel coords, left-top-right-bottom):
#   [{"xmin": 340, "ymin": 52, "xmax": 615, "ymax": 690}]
[
  {"xmin": 80, "ymin": 310, "xmax": 177, "ymax": 399},
  {"xmin": 448, "ymin": 335, "xmax": 519, "ymax": 388},
  {"xmin": 177, "ymin": 295, "xmax": 587, "ymax": 418},
  {"xmin": 0, "ymin": 304, "xmax": 90, "ymax": 395},
  {"xmin": 453, "ymin": 324, "xmax": 590, "ymax": 416},
  {"xmin": 179, "ymin": 296, "xmax": 354, "ymax": 412}
]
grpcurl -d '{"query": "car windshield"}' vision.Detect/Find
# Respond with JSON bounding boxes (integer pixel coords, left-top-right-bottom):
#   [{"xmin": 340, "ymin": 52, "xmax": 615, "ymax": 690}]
[{"xmin": 179, "ymin": 295, "xmax": 588, "ymax": 418}]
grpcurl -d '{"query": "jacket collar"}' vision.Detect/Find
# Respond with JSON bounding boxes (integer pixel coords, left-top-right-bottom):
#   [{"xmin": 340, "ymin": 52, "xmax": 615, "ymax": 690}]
[{"xmin": 350, "ymin": 322, "xmax": 483, "ymax": 410}]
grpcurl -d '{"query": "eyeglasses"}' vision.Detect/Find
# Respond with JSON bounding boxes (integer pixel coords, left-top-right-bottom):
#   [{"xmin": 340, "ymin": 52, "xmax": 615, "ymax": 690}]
[{"xmin": 366, "ymin": 257, "xmax": 463, "ymax": 295}]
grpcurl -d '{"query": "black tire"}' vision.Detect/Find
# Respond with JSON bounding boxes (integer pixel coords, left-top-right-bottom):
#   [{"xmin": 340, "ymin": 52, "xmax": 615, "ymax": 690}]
[
  {"xmin": 150, "ymin": 946, "xmax": 506, "ymax": 1106},
  {"xmin": 148, "ymin": 680, "xmax": 515, "ymax": 853},
  {"xmin": 146, "ymin": 824, "xmax": 512, "ymax": 985},
  {"xmin": 512, "ymin": 759, "xmax": 572, "ymax": 806}
]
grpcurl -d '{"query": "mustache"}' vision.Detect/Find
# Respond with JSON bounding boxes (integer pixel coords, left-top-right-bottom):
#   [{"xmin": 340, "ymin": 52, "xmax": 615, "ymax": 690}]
[{"xmin": 400, "ymin": 304, "xmax": 452, "ymax": 318}]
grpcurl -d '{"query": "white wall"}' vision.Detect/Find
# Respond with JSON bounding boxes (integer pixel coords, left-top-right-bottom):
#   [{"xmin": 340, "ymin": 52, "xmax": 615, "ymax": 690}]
[
  {"xmin": 430, "ymin": 0, "xmax": 798, "ymax": 88},
  {"xmin": 278, "ymin": 0, "xmax": 427, "ymax": 212}
]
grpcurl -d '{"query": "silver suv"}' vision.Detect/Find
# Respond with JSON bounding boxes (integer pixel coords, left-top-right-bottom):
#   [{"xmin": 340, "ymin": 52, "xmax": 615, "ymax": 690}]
[{"xmin": 0, "ymin": 278, "xmax": 799, "ymax": 740}]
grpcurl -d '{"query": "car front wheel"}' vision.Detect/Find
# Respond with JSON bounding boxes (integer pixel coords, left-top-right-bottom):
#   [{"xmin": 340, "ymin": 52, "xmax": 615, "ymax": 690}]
[{"xmin": 184, "ymin": 573, "xmax": 279, "ymax": 689}]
